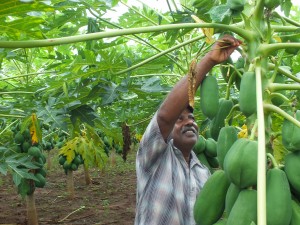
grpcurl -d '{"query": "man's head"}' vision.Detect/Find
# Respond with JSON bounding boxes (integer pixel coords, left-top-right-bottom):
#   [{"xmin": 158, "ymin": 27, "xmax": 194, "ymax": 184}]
[{"xmin": 171, "ymin": 107, "xmax": 199, "ymax": 152}]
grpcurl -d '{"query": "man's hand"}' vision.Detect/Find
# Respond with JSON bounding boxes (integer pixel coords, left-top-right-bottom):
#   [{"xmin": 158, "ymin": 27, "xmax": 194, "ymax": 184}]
[{"xmin": 205, "ymin": 35, "xmax": 242, "ymax": 65}]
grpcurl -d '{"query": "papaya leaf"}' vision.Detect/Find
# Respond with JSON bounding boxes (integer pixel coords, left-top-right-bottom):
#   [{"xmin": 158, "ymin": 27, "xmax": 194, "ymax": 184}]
[
  {"xmin": 193, "ymin": 0, "xmax": 219, "ymax": 22},
  {"xmin": 70, "ymin": 105, "xmax": 99, "ymax": 127},
  {"xmin": 12, "ymin": 168, "xmax": 38, "ymax": 186},
  {"xmin": 59, "ymin": 137, "xmax": 78, "ymax": 163},
  {"xmin": 141, "ymin": 77, "xmax": 168, "ymax": 93},
  {"xmin": 29, "ymin": 113, "xmax": 42, "ymax": 145},
  {"xmin": 38, "ymin": 97, "xmax": 68, "ymax": 130},
  {"xmin": 85, "ymin": 123, "xmax": 105, "ymax": 148},
  {"xmin": 0, "ymin": 165, "xmax": 6, "ymax": 176},
  {"xmin": 208, "ymin": 5, "xmax": 232, "ymax": 24},
  {"xmin": 272, "ymin": 137, "xmax": 288, "ymax": 164},
  {"xmin": 281, "ymin": 0, "xmax": 292, "ymax": 17}
]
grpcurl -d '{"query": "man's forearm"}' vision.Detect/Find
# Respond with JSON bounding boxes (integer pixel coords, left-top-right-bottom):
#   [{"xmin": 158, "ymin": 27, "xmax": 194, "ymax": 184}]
[{"xmin": 157, "ymin": 55, "xmax": 217, "ymax": 141}]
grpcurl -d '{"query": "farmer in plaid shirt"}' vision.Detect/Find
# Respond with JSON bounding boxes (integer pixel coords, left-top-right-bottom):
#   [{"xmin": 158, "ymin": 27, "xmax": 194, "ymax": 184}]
[{"xmin": 135, "ymin": 35, "xmax": 241, "ymax": 225}]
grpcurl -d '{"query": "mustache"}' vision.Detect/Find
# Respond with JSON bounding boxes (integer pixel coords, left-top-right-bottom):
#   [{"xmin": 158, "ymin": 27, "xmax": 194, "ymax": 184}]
[{"xmin": 182, "ymin": 126, "xmax": 197, "ymax": 133}]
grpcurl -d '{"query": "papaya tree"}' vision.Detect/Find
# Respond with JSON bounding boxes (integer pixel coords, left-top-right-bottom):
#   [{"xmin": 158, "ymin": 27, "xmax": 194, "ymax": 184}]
[
  {"xmin": 0, "ymin": 113, "xmax": 47, "ymax": 225},
  {"xmin": 0, "ymin": 0, "xmax": 300, "ymax": 225},
  {"xmin": 58, "ymin": 122, "xmax": 108, "ymax": 198}
]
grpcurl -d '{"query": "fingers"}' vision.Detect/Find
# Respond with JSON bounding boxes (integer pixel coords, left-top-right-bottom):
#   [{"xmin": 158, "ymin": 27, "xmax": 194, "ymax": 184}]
[{"xmin": 221, "ymin": 35, "xmax": 242, "ymax": 47}]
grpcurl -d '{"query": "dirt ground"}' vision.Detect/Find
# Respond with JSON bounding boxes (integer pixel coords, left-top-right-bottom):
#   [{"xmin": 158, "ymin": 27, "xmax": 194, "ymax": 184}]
[{"xmin": 0, "ymin": 149, "xmax": 137, "ymax": 225}]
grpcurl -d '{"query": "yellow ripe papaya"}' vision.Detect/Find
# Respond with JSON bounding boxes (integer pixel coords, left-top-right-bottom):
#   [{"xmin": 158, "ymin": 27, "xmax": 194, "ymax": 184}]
[{"xmin": 194, "ymin": 170, "xmax": 230, "ymax": 225}]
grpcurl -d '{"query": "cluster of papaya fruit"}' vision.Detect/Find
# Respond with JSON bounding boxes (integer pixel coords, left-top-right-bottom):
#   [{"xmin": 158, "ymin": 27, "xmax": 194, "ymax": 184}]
[
  {"xmin": 98, "ymin": 131, "xmax": 122, "ymax": 156},
  {"xmin": 192, "ymin": 74, "xmax": 300, "ymax": 224},
  {"xmin": 12, "ymin": 125, "xmax": 47, "ymax": 195},
  {"xmin": 193, "ymin": 126, "xmax": 300, "ymax": 225},
  {"xmin": 58, "ymin": 152, "xmax": 84, "ymax": 174}
]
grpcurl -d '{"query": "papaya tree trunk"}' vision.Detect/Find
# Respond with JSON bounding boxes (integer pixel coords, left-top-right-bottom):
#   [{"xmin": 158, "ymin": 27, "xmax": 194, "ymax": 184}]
[
  {"xmin": 26, "ymin": 193, "xmax": 39, "ymax": 225},
  {"xmin": 66, "ymin": 170, "xmax": 75, "ymax": 199},
  {"xmin": 46, "ymin": 151, "xmax": 52, "ymax": 170},
  {"xmin": 84, "ymin": 165, "xmax": 91, "ymax": 185}
]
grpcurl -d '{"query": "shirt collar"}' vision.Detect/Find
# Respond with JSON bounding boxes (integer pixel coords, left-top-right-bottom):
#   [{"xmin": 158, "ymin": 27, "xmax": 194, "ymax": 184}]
[{"xmin": 170, "ymin": 139, "xmax": 204, "ymax": 169}]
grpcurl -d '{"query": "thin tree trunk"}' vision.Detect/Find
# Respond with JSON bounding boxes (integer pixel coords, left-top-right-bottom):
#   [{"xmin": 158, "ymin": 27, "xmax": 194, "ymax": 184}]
[
  {"xmin": 26, "ymin": 193, "xmax": 39, "ymax": 225},
  {"xmin": 47, "ymin": 151, "xmax": 52, "ymax": 170},
  {"xmin": 84, "ymin": 165, "xmax": 91, "ymax": 185},
  {"xmin": 66, "ymin": 170, "xmax": 75, "ymax": 199}
]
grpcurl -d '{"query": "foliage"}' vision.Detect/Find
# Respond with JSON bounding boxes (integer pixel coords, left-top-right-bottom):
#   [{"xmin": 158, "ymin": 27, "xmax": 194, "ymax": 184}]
[{"xmin": 0, "ymin": 3, "xmax": 300, "ymax": 219}]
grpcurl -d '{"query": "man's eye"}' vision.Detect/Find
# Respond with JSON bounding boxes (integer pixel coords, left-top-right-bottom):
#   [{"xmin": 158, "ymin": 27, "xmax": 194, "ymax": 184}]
[{"xmin": 189, "ymin": 116, "xmax": 195, "ymax": 121}]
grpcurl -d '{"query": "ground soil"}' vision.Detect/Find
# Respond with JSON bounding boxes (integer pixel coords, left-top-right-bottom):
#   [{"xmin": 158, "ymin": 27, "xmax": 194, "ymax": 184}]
[{"xmin": 0, "ymin": 149, "xmax": 137, "ymax": 225}]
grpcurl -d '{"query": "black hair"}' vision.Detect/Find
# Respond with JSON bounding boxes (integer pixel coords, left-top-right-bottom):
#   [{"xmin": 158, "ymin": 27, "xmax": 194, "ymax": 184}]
[{"xmin": 187, "ymin": 105, "xmax": 194, "ymax": 113}]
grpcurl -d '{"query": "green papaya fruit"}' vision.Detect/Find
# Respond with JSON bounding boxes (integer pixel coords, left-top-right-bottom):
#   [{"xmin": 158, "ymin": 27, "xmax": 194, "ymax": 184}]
[
  {"xmin": 290, "ymin": 199, "xmax": 300, "ymax": 225},
  {"xmin": 227, "ymin": 0, "xmax": 246, "ymax": 14},
  {"xmin": 197, "ymin": 153, "xmax": 213, "ymax": 174},
  {"xmin": 73, "ymin": 155, "xmax": 82, "ymax": 165},
  {"xmin": 271, "ymin": 73, "xmax": 287, "ymax": 106},
  {"xmin": 223, "ymin": 138, "xmax": 258, "ymax": 188},
  {"xmin": 194, "ymin": 170, "xmax": 230, "ymax": 225},
  {"xmin": 213, "ymin": 218, "xmax": 227, "ymax": 225},
  {"xmin": 282, "ymin": 110, "xmax": 300, "ymax": 151},
  {"xmin": 226, "ymin": 189, "xmax": 257, "ymax": 225},
  {"xmin": 225, "ymin": 183, "xmax": 241, "ymax": 216},
  {"xmin": 239, "ymin": 71, "xmax": 257, "ymax": 117},
  {"xmin": 28, "ymin": 146, "xmax": 42, "ymax": 158},
  {"xmin": 22, "ymin": 141, "xmax": 31, "ymax": 153},
  {"xmin": 210, "ymin": 98, "xmax": 234, "ymax": 141},
  {"xmin": 282, "ymin": 34, "xmax": 300, "ymax": 54},
  {"xmin": 193, "ymin": 135, "xmax": 206, "ymax": 155},
  {"xmin": 217, "ymin": 126, "xmax": 238, "ymax": 169},
  {"xmin": 14, "ymin": 131, "xmax": 25, "ymax": 144},
  {"xmin": 204, "ymin": 138, "xmax": 217, "ymax": 157},
  {"xmin": 59, "ymin": 155, "xmax": 67, "ymax": 165},
  {"xmin": 63, "ymin": 161, "xmax": 71, "ymax": 170},
  {"xmin": 206, "ymin": 155, "xmax": 219, "ymax": 168},
  {"xmin": 70, "ymin": 162, "xmax": 78, "ymax": 171},
  {"xmin": 284, "ymin": 151, "xmax": 300, "ymax": 194},
  {"xmin": 266, "ymin": 168, "xmax": 292, "ymax": 225},
  {"xmin": 200, "ymin": 75, "xmax": 219, "ymax": 119},
  {"xmin": 34, "ymin": 173, "xmax": 46, "ymax": 188},
  {"xmin": 264, "ymin": 0, "xmax": 280, "ymax": 9}
]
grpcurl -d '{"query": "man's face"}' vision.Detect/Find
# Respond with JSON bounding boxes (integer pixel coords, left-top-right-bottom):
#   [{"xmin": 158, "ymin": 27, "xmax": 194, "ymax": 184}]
[{"xmin": 172, "ymin": 109, "xmax": 199, "ymax": 150}]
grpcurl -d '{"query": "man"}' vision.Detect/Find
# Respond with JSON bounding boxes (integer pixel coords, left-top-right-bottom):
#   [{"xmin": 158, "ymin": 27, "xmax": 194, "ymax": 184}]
[{"xmin": 135, "ymin": 35, "xmax": 242, "ymax": 225}]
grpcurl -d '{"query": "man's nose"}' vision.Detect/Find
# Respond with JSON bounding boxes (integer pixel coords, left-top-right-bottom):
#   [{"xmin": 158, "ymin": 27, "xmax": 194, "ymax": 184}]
[{"xmin": 184, "ymin": 117, "xmax": 194, "ymax": 125}]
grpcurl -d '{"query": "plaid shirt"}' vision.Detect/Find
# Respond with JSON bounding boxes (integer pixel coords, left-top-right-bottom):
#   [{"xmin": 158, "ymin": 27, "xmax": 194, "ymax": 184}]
[{"xmin": 135, "ymin": 113, "xmax": 211, "ymax": 225}]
